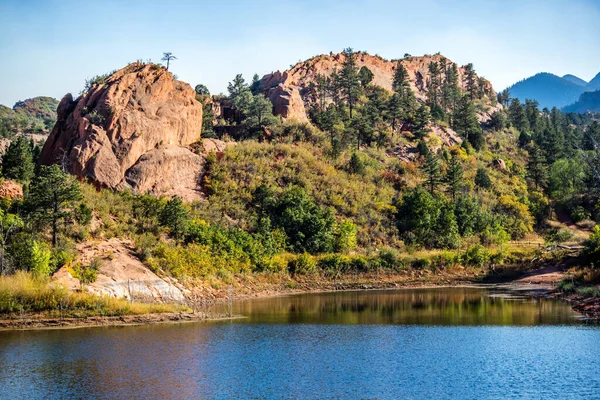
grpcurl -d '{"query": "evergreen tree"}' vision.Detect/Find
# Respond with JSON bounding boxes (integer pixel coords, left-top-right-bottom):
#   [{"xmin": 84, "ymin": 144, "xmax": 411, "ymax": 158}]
[
  {"xmin": 442, "ymin": 61, "xmax": 460, "ymax": 113},
  {"xmin": 427, "ymin": 61, "xmax": 442, "ymax": 110},
  {"xmin": 413, "ymin": 105, "xmax": 431, "ymax": 138},
  {"xmin": 160, "ymin": 196, "xmax": 190, "ymax": 241},
  {"xmin": 583, "ymin": 121, "xmax": 600, "ymax": 151},
  {"xmin": 249, "ymin": 73, "xmax": 261, "ymax": 94},
  {"xmin": 358, "ymin": 66, "xmax": 374, "ymax": 88},
  {"xmin": 524, "ymin": 99, "xmax": 540, "ymax": 133},
  {"xmin": 463, "ymin": 63, "xmax": 477, "ymax": 100},
  {"xmin": 444, "ymin": 154, "xmax": 464, "ymax": 201},
  {"xmin": 393, "ymin": 63, "xmax": 410, "ymax": 96},
  {"xmin": 338, "ymin": 48, "xmax": 361, "ymax": 118},
  {"xmin": 453, "ymin": 96, "xmax": 484, "ymax": 150},
  {"xmin": 474, "ymin": 167, "xmax": 492, "ymax": 189},
  {"xmin": 227, "ymin": 74, "xmax": 248, "ymax": 101},
  {"xmin": 2, "ymin": 136, "xmax": 35, "ymax": 182},
  {"xmin": 348, "ymin": 152, "xmax": 365, "ymax": 174},
  {"xmin": 527, "ymin": 145, "xmax": 548, "ymax": 190},
  {"xmin": 435, "ymin": 203, "xmax": 461, "ymax": 249},
  {"xmin": 508, "ymin": 98, "xmax": 529, "ymax": 132},
  {"xmin": 387, "ymin": 93, "xmax": 404, "ymax": 133},
  {"xmin": 25, "ymin": 165, "xmax": 83, "ymax": 247},
  {"xmin": 422, "ymin": 152, "xmax": 442, "ymax": 195}
]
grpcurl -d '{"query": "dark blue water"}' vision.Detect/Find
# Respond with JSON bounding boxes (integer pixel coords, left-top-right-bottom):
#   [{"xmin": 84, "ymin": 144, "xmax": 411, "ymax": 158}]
[{"xmin": 1, "ymin": 288, "xmax": 599, "ymax": 399}]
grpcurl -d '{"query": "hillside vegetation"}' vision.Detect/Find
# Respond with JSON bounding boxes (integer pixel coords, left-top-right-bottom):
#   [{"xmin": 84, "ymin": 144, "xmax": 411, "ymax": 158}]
[
  {"xmin": 0, "ymin": 96, "xmax": 59, "ymax": 138},
  {"xmin": 1, "ymin": 49, "xmax": 600, "ymax": 315}
]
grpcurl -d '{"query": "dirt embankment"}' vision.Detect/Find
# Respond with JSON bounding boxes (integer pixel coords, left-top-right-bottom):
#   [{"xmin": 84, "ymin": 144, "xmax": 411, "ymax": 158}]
[{"xmin": 0, "ymin": 312, "xmax": 238, "ymax": 331}]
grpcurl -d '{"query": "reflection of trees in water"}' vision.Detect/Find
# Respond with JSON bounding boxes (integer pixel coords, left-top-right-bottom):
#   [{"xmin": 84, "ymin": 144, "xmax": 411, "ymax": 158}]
[{"xmin": 235, "ymin": 288, "xmax": 577, "ymax": 326}]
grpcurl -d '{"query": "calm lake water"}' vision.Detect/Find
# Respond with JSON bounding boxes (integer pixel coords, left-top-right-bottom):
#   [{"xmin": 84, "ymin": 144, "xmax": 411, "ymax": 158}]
[{"xmin": 1, "ymin": 287, "xmax": 599, "ymax": 399}]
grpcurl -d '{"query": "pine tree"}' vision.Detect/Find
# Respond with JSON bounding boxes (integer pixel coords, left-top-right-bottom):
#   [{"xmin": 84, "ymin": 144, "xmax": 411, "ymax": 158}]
[
  {"xmin": 227, "ymin": 74, "xmax": 248, "ymax": 101},
  {"xmin": 463, "ymin": 63, "xmax": 477, "ymax": 100},
  {"xmin": 442, "ymin": 61, "xmax": 460, "ymax": 113},
  {"xmin": 527, "ymin": 145, "xmax": 548, "ymax": 190},
  {"xmin": 387, "ymin": 93, "xmax": 403, "ymax": 134},
  {"xmin": 444, "ymin": 154, "xmax": 464, "ymax": 201},
  {"xmin": 393, "ymin": 62, "xmax": 410, "ymax": 97},
  {"xmin": 25, "ymin": 165, "xmax": 83, "ymax": 247},
  {"xmin": 427, "ymin": 61, "xmax": 442, "ymax": 109},
  {"xmin": 453, "ymin": 96, "xmax": 484, "ymax": 150},
  {"xmin": 474, "ymin": 167, "xmax": 492, "ymax": 189},
  {"xmin": 160, "ymin": 196, "xmax": 190, "ymax": 241},
  {"xmin": 422, "ymin": 152, "xmax": 441, "ymax": 195},
  {"xmin": 358, "ymin": 66, "xmax": 374, "ymax": 88},
  {"xmin": 338, "ymin": 48, "xmax": 361, "ymax": 118},
  {"xmin": 508, "ymin": 98, "xmax": 529, "ymax": 132},
  {"xmin": 2, "ymin": 136, "xmax": 35, "ymax": 182}
]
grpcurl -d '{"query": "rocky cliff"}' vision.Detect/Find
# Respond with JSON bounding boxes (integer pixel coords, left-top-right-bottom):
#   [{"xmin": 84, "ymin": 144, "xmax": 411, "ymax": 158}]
[
  {"xmin": 40, "ymin": 62, "xmax": 205, "ymax": 200},
  {"xmin": 258, "ymin": 52, "xmax": 496, "ymax": 122}
]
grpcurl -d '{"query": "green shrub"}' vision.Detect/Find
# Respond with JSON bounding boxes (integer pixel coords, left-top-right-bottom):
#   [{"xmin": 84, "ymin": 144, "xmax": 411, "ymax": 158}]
[
  {"xmin": 585, "ymin": 226, "xmax": 600, "ymax": 261},
  {"xmin": 556, "ymin": 280, "xmax": 575, "ymax": 293},
  {"xmin": 377, "ymin": 248, "xmax": 399, "ymax": 270},
  {"xmin": 464, "ymin": 244, "xmax": 490, "ymax": 267},
  {"xmin": 572, "ymin": 206, "xmax": 591, "ymax": 223},
  {"xmin": 318, "ymin": 254, "xmax": 349, "ymax": 276},
  {"xmin": 30, "ymin": 241, "xmax": 52, "ymax": 276},
  {"xmin": 134, "ymin": 232, "xmax": 159, "ymax": 261},
  {"xmin": 411, "ymin": 258, "xmax": 431, "ymax": 270},
  {"xmin": 71, "ymin": 257, "xmax": 101, "ymax": 285},
  {"xmin": 576, "ymin": 286, "xmax": 600, "ymax": 298},
  {"xmin": 288, "ymin": 252, "xmax": 317, "ymax": 276},
  {"xmin": 333, "ymin": 221, "xmax": 357, "ymax": 253}
]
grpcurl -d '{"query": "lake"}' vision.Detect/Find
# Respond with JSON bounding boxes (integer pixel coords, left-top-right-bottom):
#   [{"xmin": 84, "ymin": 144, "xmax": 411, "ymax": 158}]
[{"xmin": 1, "ymin": 287, "xmax": 599, "ymax": 399}]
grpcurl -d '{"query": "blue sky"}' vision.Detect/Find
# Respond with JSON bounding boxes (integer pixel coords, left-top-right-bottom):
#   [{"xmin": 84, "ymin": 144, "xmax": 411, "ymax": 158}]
[{"xmin": 0, "ymin": 0, "xmax": 599, "ymax": 106}]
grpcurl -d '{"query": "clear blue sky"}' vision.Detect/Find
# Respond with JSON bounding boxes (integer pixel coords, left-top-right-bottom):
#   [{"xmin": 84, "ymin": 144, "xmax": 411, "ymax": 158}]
[{"xmin": 0, "ymin": 0, "xmax": 599, "ymax": 106}]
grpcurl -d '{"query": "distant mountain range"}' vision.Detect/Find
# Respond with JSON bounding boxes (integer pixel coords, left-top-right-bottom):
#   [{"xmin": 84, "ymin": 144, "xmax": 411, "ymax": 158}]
[
  {"xmin": 563, "ymin": 90, "xmax": 600, "ymax": 113},
  {"xmin": 506, "ymin": 72, "xmax": 600, "ymax": 111}
]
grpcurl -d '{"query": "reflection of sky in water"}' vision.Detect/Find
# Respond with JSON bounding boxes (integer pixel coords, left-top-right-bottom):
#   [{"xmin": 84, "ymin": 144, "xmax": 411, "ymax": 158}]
[{"xmin": 1, "ymin": 288, "xmax": 598, "ymax": 399}]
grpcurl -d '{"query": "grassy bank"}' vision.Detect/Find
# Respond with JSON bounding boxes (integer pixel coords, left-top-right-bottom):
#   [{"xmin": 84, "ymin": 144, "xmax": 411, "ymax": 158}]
[{"xmin": 0, "ymin": 271, "xmax": 189, "ymax": 319}]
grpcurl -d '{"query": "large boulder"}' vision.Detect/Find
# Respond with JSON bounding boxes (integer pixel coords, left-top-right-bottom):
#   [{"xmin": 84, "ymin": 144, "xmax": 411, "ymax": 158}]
[
  {"xmin": 40, "ymin": 62, "xmax": 203, "ymax": 198},
  {"xmin": 124, "ymin": 145, "xmax": 205, "ymax": 202}
]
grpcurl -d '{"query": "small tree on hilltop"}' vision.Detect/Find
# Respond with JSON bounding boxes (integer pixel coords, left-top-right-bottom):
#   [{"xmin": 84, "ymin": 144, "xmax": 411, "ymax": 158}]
[{"xmin": 161, "ymin": 52, "xmax": 177, "ymax": 70}]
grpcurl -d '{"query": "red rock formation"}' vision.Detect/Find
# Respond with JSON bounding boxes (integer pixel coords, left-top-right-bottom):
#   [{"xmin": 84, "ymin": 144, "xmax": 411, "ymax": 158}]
[
  {"xmin": 258, "ymin": 52, "xmax": 496, "ymax": 122},
  {"xmin": 0, "ymin": 180, "xmax": 23, "ymax": 200},
  {"xmin": 40, "ymin": 62, "xmax": 203, "ymax": 198}
]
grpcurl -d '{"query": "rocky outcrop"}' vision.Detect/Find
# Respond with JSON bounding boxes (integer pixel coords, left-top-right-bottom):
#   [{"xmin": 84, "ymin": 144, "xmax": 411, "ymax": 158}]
[
  {"xmin": 124, "ymin": 145, "xmax": 205, "ymax": 202},
  {"xmin": 0, "ymin": 180, "xmax": 23, "ymax": 200},
  {"xmin": 54, "ymin": 238, "xmax": 186, "ymax": 302},
  {"xmin": 40, "ymin": 62, "xmax": 203, "ymax": 199},
  {"xmin": 493, "ymin": 158, "xmax": 508, "ymax": 172},
  {"xmin": 258, "ymin": 52, "xmax": 496, "ymax": 122}
]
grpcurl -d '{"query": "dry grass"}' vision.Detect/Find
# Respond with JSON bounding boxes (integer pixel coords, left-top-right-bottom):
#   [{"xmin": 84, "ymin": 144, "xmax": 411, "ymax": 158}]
[{"xmin": 0, "ymin": 271, "xmax": 189, "ymax": 317}]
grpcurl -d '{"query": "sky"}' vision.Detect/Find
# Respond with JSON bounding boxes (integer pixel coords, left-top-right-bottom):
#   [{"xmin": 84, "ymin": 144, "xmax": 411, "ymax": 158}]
[{"xmin": 0, "ymin": 0, "xmax": 599, "ymax": 107}]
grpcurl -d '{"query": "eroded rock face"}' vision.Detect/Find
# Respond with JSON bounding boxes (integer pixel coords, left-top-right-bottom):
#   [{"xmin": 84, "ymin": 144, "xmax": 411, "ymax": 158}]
[
  {"xmin": 258, "ymin": 53, "xmax": 496, "ymax": 122},
  {"xmin": 54, "ymin": 238, "xmax": 186, "ymax": 302},
  {"xmin": 40, "ymin": 62, "xmax": 203, "ymax": 197},
  {"xmin": 124, "ymin": 145, "xmax": 205, "ymax": 203}
]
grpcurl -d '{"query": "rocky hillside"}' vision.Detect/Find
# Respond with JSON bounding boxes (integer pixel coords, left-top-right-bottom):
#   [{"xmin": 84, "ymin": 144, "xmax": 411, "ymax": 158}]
[
  {"xmin": 0, "ymin": 96, "xmax": 59, "ymax": 137},
  {"xmin": 257, "ymin": 52, "xmax": 497, "ymax": 122},
  {"xmin": 563, "ymin": 90, "xmax": 600, "ymax": 113},
  {"xmin": 40, "ymin": 62, "xmax": 206, "ymax": 201}
]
